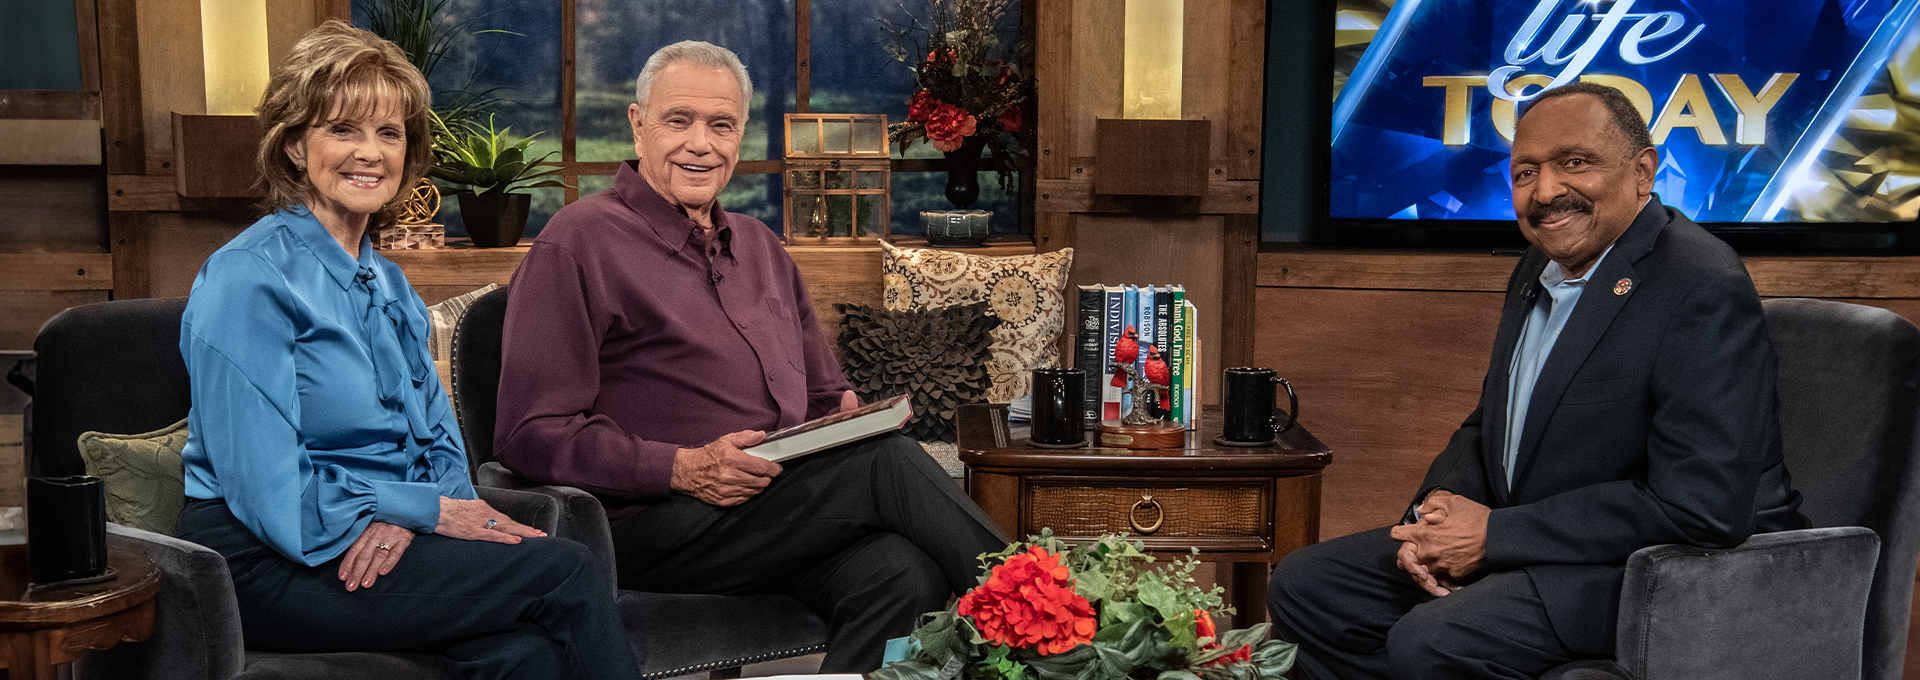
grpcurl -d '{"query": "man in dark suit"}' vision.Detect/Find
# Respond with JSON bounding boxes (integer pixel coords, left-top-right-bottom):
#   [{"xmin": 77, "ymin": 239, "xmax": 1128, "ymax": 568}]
[{"xmin": 1266, "ymin": 82, "xmax": 1808, "ymax": 678}]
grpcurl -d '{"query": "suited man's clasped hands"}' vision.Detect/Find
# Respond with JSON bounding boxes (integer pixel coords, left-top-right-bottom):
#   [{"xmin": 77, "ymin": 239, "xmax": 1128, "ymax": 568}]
[{"xmin": 1392, "ymin": 490, "xmax": 1491, "ymax": 596}]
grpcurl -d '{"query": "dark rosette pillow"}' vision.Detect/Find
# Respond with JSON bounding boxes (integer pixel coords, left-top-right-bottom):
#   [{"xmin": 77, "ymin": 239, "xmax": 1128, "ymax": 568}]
[{"xmin": 836, "ymin": 301, "xmax": 1001, "ymax": 443}]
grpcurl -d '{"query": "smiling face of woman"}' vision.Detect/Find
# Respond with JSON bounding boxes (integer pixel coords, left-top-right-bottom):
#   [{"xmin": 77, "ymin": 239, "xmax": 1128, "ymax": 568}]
[{"xmin": 286, "ymin": 97, "xmax": 408, "ymax": 246}]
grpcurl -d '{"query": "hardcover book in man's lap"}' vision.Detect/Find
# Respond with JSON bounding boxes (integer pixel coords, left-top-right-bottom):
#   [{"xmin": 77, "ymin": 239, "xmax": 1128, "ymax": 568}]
[{"xmin": 744, "ymin": 394, "xmax": 914, "ymax": 462}]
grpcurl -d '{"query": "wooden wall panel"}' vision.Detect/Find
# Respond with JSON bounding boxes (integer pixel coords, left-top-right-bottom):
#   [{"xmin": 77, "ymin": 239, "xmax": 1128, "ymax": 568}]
[
  {"xmin": 1068, "ymin": 214, "xmax": 1226, "ymax": 405},
  {"xmin": 139, "ymin": 212, "xmax": 252, "ymax": 298},
  {"xmin": 0, "ymin": 171, "xmax": 108, "ymax": 253},
  {"xmin": 1068, "ymin": 0, "xmax": 1122, "ymax": 163},
  {"xmin": 135, "ymin": 0, "xmax": 206, "ymax": 162},
  {"xmin": 266, "ymin": 0, "xmax": 319, "ymax": 68},
  {"xmin": 1182, "ymin": 0, "xmax": 1230, "ymax": 174},
  {"xmin": 1225, "ymin": 0, "xmax": 1266, "ymax": 179},
  {"xmin": 1035, "ymin": 0, "xmax": 1071, "ymax": 180},
  {"xmin": 1253, "ymin": 286, "xmax": 1502, "ymax": 540}
]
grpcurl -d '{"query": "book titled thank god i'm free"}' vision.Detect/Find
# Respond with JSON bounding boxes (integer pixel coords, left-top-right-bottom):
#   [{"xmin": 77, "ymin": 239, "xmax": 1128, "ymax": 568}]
[{"xmin": 743, "ymin": 394, "xmax": 914, "ymax": 462}]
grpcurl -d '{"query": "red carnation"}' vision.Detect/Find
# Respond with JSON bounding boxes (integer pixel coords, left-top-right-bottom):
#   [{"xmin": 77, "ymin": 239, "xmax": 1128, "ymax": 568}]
[
  {"xmin": 957, "ymin": 546, "xmax": 1097, "ymax": 655},
  {"xmin": 907, "ymin": 90, "xmax": 941, "ymax": 123},
  {"xmin": 924, "ymin": 102, "xmax": 978, "ymax": 152},
  {"xmin": 997, "ymin": 105, "xmax": 1022, "ymax": 133},
  {"xmin": 1195, "ymin": 609, "xmax": 1252, "ymax": 665}
]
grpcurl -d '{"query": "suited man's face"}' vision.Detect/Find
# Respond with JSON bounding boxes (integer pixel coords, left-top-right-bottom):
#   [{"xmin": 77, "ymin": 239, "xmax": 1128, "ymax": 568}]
[{"xmin": 1509, "ymin": 94, "xmax": 1656, "ymax": 278}]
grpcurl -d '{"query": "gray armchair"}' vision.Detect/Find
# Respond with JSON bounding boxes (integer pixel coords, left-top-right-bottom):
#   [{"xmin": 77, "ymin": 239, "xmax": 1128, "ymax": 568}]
[
  {"xmin": 17, "ymin": 296, "xmax": 563, "ymax": 680},
  {"xmin": 1543, "ymin": 298, "xmax": 1920, "ymax": 680},
  {"xmin": 449, "ymin": 285, "xmax": 829, "ymax": 679}
]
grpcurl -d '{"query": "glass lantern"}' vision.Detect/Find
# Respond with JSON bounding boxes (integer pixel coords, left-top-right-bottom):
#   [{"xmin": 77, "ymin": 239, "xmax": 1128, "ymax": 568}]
[{"xmin": 783, "ymin": 114, "xmax": 891, "ymax": 244}]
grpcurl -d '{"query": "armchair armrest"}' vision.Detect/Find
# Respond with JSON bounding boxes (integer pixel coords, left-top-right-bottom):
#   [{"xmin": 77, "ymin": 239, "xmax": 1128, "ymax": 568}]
[
  {"xmin": 1616, "ymin": 526, "xmax": 1878, "ymax": 680},
  {"xmin": 474, "ymin": 485, "xmax": 561, "ymax": 536},
  {"xmin": 76, "ymin": 523, "xmax": 247, "ymax": 680},
  {"xmin": 477, "ymin": 461, "xmax": 618, "ymax": 594}
]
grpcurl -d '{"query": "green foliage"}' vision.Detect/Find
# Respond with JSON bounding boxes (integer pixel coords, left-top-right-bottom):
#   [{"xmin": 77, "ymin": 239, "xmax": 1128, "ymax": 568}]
[
  {"xmin": 428, "ymin": 113, "xmax": 567, "ymax": 196},
  {"xmin": 872, "ymin": 531, "xmax": 1296, "ymax": 680},
  {"xmin": 358, "ymin": 0, "xmax": 517, "ymax": 145}
]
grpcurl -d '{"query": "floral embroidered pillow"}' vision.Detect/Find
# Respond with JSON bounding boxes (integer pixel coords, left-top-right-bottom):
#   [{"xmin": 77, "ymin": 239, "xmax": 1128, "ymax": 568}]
[
  {"xmin": 879, "ymin": 241, "xmax": 1074, "ymax": 403},
  {"xmin": 77, "ymin": 419, "xmax": 189, "ymax": 536}
]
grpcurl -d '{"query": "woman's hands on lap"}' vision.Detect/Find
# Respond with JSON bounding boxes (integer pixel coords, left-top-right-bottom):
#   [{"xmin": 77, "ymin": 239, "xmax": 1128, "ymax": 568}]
[
  {"xmin": 436, "ymin": 496, "xmax": 545, "ymax": 543},
  {"xmin": 337, "ymin": 498, "xmax": 547, "ymax": 591},
  {"xmin": 340, "ymin": 521, "xmax": 414, "ymax": 591}
]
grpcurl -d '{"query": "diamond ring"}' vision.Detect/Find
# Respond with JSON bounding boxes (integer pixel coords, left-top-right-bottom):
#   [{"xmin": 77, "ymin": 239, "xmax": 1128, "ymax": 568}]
[{"xmin": 376, "ymin": 543, "xmax": 391, "ymax": 551}]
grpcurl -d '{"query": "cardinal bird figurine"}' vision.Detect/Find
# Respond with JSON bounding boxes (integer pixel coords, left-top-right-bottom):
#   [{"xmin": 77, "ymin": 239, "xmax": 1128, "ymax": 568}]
[
  {"xmin": 1143, "ymin": 345, "xmax": 1171, "ymax": 411},
  {"xmin": 1111, "ymin": 325, "xmax": 1140, "ymax": 388}
]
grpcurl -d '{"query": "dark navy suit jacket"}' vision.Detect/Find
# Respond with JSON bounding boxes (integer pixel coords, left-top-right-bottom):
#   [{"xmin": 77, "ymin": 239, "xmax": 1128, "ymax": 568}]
[{"xmin": 1416, "ymin": 196, "xmax": 1809, "ymax": 654}]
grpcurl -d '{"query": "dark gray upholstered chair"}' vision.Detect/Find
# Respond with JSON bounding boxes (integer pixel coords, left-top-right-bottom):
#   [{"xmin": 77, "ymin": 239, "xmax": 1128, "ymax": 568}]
[
  {"xmin": 449, "ymin": 285, "xmax": 829, "ymax": 679},
  {"xmin": 15, "ymin": 297, "xmax": 563, "ymax": 680},
  {"xmin": 1541, "ymin": 298, "xmax": 1920, "ymax": 680}
]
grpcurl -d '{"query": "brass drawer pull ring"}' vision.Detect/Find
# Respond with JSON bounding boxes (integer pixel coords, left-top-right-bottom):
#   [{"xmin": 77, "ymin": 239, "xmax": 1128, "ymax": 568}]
[{"xmin": 1129, "ymin": 495, "xmax": 1164, "ymax": 534}]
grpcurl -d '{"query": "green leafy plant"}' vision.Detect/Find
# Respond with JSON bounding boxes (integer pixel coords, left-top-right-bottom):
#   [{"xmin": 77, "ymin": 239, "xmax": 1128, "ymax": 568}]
[
  {"xmin": 358, "ymin": 0, "xmax": 515, "ymax": 157},
  {"xmin": 428, "ymin": 113, "xmax": 567, "ymax": 196},
  {"xmin": 874, "ymin": 531, "xmax": 1296, "ymax": 680}
]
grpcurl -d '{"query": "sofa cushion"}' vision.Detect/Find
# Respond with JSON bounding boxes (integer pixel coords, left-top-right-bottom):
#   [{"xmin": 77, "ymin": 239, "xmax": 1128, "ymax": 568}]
[
  {"xmin": 835, "ymin": 301, "xmax": 1000, "ymax": 443},
  {"xmin": 426, "ymin": 283, "xmax": 500, "ymax": 406},
  {"xmin": 878, "ymin": 241, "xmax": 1073, "ymax": 403},
  {"xmin": 77, "ymin": 418, "xmax": 189, "ymax": 536}
]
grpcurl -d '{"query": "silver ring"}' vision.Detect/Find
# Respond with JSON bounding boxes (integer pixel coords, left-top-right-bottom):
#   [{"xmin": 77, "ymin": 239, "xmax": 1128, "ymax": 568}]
[
  {"xmin": 376, "ymin": 543, "xmax": 391, "ymax": 551},
  {"xmin": 485, "ymin": 518, "xmax": 498, "ymax": 530}
]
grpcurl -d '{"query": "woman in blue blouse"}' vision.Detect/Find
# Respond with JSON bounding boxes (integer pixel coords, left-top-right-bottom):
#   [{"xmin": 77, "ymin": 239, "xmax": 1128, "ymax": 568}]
[{"xmin": 172, "ymin": 21, "xmax": 639, "ymax": 678}]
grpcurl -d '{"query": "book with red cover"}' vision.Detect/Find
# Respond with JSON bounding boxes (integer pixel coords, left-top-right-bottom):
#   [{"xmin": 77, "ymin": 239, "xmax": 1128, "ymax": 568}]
[{"xmin": 743, "ymin": 393, "xmax": 914, "ymax": 462}]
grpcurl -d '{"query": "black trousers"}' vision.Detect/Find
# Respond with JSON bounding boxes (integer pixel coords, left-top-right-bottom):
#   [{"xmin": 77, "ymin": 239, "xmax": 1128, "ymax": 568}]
[
  {"xmin": 610, "ymin": 434, "xmax": 1010, "ymax": 673},
  {"xmin": 177, "ymin": 499, "xmax": 641, "ymax": 679},
  {"xmin": 1267, "ymin": 526, "xmax": 1598, "ymax": 680}
]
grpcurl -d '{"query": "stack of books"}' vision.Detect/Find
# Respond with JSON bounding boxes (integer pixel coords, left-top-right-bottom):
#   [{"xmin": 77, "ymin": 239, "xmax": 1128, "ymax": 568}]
[{"xmin": 1073, "ymin": 284, "xmax": 1200, "ymax": 429}]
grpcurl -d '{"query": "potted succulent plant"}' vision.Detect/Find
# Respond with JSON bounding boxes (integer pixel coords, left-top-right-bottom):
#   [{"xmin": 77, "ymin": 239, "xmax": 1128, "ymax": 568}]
[{"xmin": 429, "ymin": 112, "xmax": 566, "ymax": 247}]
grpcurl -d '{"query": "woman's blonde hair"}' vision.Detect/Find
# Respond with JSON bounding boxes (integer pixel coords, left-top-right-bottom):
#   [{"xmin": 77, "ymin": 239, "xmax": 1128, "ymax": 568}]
[{"xmin": 255, "ymin": 19, "xmax": 432, "ymax": 228}]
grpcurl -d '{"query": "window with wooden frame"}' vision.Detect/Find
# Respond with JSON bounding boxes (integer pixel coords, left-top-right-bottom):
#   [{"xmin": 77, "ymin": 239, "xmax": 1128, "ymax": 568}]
[{"xmin": 349, "ymin": 0, "xmax": 1033, "ymax": 244}]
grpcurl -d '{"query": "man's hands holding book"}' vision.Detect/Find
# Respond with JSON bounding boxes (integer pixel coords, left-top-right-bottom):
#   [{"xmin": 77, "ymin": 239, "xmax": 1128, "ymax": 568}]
[
  {"xmin": 672, "ymin": 430, "xmax": 777, "ymax": 506},
  {"xmin": 671, "ymin": 391, "xmax": 863, "ymax": 506}
]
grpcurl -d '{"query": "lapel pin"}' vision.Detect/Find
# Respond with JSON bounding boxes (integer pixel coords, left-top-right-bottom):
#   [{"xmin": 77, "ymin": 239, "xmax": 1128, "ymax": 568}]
[{"xmin": 1614, "ymin": 278, "xmax": 1633, "ymax": 296}]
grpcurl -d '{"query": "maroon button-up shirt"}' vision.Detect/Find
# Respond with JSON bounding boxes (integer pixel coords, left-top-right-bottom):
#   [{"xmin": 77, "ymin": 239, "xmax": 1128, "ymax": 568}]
[{"xmin": 495, "ymin": 161, "xmax": 850, "ymax": 515}]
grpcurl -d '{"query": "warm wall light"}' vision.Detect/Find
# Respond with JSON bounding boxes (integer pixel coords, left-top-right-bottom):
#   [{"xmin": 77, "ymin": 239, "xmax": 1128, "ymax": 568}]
[
  {"xmin": 200, "ymin": 0, "xmax": 270, "ymax": 115},
  {"xmin": 1123, "ymin": 0, "xmax": 1183, "ymax": 119}
]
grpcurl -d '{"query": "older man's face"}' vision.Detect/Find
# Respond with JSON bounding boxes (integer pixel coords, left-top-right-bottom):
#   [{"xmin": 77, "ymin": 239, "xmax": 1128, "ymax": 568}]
[
  {"xmin": 629, "ymin": 62, "xmax": 744, "ymax": 220},
  {"xmin": 1509, "ymin": 93, "xmax": 1656, "ymax": 278}
]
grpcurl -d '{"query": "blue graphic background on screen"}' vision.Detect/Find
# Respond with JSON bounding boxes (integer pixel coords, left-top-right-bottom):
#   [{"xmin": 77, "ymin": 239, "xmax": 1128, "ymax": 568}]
[{"xmin": 1331, "ymin": 0, "xmax": 1896, "ymax": 222}]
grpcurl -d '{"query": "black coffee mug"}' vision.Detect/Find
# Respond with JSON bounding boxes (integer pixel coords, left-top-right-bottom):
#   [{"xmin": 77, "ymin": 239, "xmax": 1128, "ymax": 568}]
[
  {"xmin": 27, "ymin": 475, "xmax": 108, "ymax": 583},
  {"xmin": 1221, "ymin": 367, "xmax": 1298, "ymax": 444},
  {"xmin": 1029, "ymin": 367, "xmax": 1086, "ymax": 447}
]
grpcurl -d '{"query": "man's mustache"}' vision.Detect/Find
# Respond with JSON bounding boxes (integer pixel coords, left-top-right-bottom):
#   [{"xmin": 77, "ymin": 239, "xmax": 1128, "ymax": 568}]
[{"xmin": 1527, "ymin": 194, "xmax": 1593, "ymax": 225}]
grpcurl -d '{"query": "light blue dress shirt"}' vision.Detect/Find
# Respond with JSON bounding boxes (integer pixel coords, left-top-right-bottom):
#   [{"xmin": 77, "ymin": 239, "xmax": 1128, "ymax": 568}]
[
  {"xmin": 178, "ymin": 208, "xmax": 475, "ymax": 566},
  {"xmin": 1502, "ymin": 244, "xmax": 1614, "ymax": 489}
]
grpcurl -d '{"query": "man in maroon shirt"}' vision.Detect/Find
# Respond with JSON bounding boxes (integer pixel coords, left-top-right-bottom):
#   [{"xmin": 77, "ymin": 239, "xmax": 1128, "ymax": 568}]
[{"xmin": 493, "ymin": 40, "xmax": 1007, "ymax": 672}]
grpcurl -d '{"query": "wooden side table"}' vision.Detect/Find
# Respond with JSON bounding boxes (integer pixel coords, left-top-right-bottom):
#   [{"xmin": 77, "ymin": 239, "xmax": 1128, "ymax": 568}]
[
  {"xmin": 957, "ymin": 403, "xmax": 1331, "ymax": 627},
  {"xmin": 0, "ymin": 546, "xmax": 161, "ymax": 680}
]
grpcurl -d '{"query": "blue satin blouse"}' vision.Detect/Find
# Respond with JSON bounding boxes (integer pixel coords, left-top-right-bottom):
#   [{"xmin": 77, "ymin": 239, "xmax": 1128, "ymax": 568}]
[{"xmin": 178, "ymin": 207, "xmax": 476, "ymax": 566}]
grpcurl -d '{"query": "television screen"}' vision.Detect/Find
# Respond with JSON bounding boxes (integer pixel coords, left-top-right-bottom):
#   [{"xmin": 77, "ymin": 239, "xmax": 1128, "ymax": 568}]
[{"xmin": 1325, "ymin": 0, "xmax": 1919, "ymax": 247}]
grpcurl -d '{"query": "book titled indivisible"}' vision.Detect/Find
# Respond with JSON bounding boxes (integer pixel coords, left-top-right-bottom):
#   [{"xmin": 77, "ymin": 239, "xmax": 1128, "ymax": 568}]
[{"xmin": 743, "ymin": 393, "xmax": 914, "ymax": 462}]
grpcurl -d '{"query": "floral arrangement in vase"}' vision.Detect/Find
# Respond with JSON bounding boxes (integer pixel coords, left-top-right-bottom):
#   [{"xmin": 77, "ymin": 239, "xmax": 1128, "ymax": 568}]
[
  {"xmin": 884, "ymin": 0, "xmax": 1036, "ymax": 194},
  {"xmin": 873, "ymin": 531, "xmax": 1296, "ymax": 680}
]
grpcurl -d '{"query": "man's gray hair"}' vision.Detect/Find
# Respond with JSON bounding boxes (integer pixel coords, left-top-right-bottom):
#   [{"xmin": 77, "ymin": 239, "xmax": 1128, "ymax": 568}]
[{"xmin": 635, "ymin": 40, "xmax": 753, "ymax": 115}]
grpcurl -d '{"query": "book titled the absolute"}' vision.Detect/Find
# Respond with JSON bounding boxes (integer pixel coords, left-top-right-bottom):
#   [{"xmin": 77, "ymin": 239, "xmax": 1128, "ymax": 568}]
[{"xmin": 743, "ymin": 393, "xmax": 914, "ymax": 462}]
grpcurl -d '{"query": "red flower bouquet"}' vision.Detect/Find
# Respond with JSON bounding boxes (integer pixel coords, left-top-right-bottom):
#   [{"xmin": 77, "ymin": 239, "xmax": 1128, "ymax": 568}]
[
  {"xmin": 872, "ymin": 532, "xmax": 1296, "ymax": 680},
  {"xmin": 884, "ymin": 0, "xmax": 1035, "ymax": 188}
]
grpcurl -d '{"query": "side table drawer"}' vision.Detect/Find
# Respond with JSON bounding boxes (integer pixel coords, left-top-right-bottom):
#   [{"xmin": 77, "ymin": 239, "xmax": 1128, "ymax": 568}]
[{"xmin": 1022, "ymin": 478, "xmax": 1272, "ymax": 552}]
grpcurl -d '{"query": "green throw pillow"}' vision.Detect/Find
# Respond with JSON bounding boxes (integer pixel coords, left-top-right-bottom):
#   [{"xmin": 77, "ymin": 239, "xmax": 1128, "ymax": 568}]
[{"xmin": 77, "ymin": 419, "xmax": 188, "ymax": 536}]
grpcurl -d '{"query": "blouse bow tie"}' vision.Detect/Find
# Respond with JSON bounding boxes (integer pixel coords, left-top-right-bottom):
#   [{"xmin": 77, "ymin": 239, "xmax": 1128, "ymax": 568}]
[{"xmin": 359, "ymin": 276, "xmax": 435, "ymax": 442}]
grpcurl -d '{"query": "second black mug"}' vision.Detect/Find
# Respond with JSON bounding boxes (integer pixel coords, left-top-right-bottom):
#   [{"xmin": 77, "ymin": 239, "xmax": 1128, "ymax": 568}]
[
  {"xmin": 1029, "ymin": 367, "xmax": 1086, "ymax": 447},
  {"xmin": 1221, "ymin": 367, "xmax": 1298, "ymax": 444}
]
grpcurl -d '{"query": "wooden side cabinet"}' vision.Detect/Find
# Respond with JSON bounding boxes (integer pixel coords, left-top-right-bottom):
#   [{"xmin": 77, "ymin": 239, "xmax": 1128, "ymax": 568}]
[{"xmin": 956, "ymin": 403, "xmax": 1330, "ymax": 625}]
